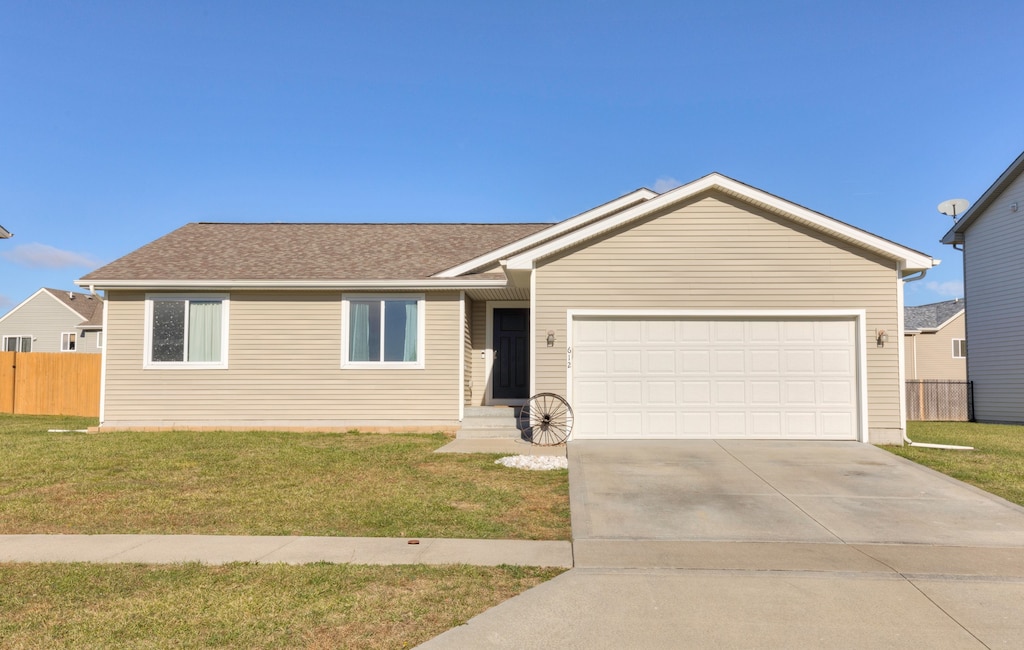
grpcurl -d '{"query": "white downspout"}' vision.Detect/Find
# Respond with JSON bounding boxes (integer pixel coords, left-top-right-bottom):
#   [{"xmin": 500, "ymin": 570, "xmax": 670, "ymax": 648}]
[{"xmin": 901, "ymin": 270, "xmax": 973, "ymax": 451}]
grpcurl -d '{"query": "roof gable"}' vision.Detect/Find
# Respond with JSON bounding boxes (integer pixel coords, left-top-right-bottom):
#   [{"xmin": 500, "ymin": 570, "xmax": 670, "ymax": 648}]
[
  {"xmin": 0, "ymin": 288, "xmax": 101, "ymax": 328},
  {"xmin": 433, "ymin": 188, "xmax": 657, "ymax": 278},
  {"xmin": 942, "ymin": 149, "xmax": 1024, "ymax": 245},
  {"xmin": 505, "ymin": 173, "xmax": 934, "ymax": 274},
  {"xmin": 904, "ymin": 299, "xmax": 965, "ymax": 332}
]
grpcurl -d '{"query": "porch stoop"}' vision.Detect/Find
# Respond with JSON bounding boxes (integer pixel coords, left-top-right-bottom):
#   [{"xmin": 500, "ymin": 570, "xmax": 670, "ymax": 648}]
[{"xmin": 457, "ymin": 406, "xmax": 525, "ymax": 440}]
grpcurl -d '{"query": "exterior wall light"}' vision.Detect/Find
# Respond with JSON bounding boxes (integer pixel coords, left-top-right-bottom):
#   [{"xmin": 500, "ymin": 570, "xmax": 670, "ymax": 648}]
[
  {"xmin": 546, "ymin": 330, "xmax": 556, "ymax": 347},
  {"xmin": 876, "ymin": 329, "xmax": 888, "ymax": 348}
]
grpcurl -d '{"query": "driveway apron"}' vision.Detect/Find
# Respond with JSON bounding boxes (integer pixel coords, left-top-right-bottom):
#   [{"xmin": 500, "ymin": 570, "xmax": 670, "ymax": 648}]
[{"xmin": 421, "ymin": 440, "xmax": 1024, "ymax": 649}]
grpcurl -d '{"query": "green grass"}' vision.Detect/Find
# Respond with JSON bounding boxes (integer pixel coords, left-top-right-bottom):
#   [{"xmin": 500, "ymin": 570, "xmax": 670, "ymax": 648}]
[
  {"xmin": 0, "ymin": 414, "xmax": 569, "ymax": 540},
  {"xmin": 0, "ymin": 562, "xmax": 564, "ymax": 649},
  {"xmin": 883, "ymin": 421, "xmax": 1024, "ymax": 507}
]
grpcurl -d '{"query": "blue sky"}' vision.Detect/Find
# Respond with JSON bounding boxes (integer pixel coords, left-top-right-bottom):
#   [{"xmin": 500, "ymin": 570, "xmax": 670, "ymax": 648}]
[{"xmin": 2, "ymin": 1, "xmax": 1022, "ymax": 311}]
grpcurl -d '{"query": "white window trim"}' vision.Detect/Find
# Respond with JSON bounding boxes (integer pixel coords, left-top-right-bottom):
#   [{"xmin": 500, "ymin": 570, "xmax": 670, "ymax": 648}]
[
  {"xmin": 341, "ymin": 293, "xmax": 425, "ymax": 369},
  {"xmin": 143, "ymin": 293, "xmax": 230, "ymax": 369},
  {"xmin": 61, "ymin": 331, "xmax": 77, "ymax": 352},
  {"xmin": 3, "ymin": 335, "xmax": 32, "ymax": 352},
  {"xmin": 95, "ymin": 330, "xmax": 104, "ymax": 349},
  {"xmin": 952, "ymin": 338, "xmax": 967, "ymax": 358}
]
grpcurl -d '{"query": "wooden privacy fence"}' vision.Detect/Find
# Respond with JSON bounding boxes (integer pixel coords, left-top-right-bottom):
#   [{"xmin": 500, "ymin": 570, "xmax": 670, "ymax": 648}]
[
  {"xmin": 905, "ymin": 380, "xmax": 974, "ymax": 422},
  {"xmin": 0, "ymin": 352, "xmax": 101, "ymax": 417}
]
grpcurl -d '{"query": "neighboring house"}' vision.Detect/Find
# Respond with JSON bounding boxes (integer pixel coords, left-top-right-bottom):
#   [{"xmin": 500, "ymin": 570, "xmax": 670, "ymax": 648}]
[
  {"xmin": 942, "ymin": 149, "xmax": 1024, "ymax": 424},
  {"xmin": 904, "ymin": 299, "xmax": 966, "ymax": 381},
  {"xmin": 78, "ymin": 173, "xmax": 934, "ymax": 443},
  {"xmin": 0, "ymin": 288, "xmax": 104, "ymax": 353}
]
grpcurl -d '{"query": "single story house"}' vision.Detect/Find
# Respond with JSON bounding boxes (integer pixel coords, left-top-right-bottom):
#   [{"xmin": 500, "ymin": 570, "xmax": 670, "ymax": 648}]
[
  {"xmin": 78, "ymin": 173, "xmax": 934, "ymax": 443},
  {"xmin": 0, "ymin": 287, "xmax": 104, "ymax": 353},
  {"xmin": 903, "ymin": 299, "xmax": 966, "ymax": 381},
  {"xmin": 942, "ymin": 149, "xmax": 1024, "ymax": 423}
]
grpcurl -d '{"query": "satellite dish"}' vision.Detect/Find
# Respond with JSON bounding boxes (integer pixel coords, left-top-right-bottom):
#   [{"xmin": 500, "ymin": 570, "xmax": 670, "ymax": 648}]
[{"xmin": 938, "ymin": 198, "xmax": 970, "ymax": 219}]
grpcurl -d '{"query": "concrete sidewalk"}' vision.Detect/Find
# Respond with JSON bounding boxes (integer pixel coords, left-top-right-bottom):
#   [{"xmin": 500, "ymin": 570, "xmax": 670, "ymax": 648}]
[{"xmin": 0, "ymin": 534, "xmax": 573, "ymax": 567}]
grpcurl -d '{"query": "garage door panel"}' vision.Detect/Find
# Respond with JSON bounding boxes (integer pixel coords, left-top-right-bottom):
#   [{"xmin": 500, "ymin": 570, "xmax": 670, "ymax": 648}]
[
  {"xmin": 572, "ymin": 317, "xmax": 860, "ymax": 440},
  {"xmin": 750, "ymin": 350, "xmax": 781, "ymax": 373}
]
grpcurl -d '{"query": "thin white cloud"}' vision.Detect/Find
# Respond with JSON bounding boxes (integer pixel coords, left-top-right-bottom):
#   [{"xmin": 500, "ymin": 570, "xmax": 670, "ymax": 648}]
[
  {"xmin": 652, "ymin": 177, "xmax": 682, "ymax": 193},
  {"xmin": 0, "ymin": 243, "xmax": 102, "ymax": 269},
  {"xmin": 924, "ymin": 280, "xmax": 964, "ymax": 298}
]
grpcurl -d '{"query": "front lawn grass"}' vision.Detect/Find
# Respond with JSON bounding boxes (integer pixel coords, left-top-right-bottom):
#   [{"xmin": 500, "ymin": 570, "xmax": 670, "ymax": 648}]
[
  {"xmin": 884, "ymin": 421, "xmax": 1024, "ymax": 507},
  {"xmin": 0, "ymin": 414, "xmax": 569, "ymax": 540},
  {"xmin": 0, "ymin": 562, "xmax": 563, "ymax": 649}
]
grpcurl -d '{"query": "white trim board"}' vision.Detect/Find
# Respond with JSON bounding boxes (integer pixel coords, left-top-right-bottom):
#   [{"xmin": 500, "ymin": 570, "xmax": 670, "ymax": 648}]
[{"xmin": 484, "ymin": 300, "xmax": 530, "ymax": 406}]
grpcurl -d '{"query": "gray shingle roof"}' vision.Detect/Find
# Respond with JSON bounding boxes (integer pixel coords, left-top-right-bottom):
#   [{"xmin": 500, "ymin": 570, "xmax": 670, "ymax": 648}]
[
  {"xmin": 80, "ymin": 222, "xmax": 554, "ymax": 282},
  {"xmin": 43, "ymin": 288, "xmax": 102, "ymax": 323},
  {"xmin": 905, "ymin": 299, "xmax": 965, "ymax": 332}
]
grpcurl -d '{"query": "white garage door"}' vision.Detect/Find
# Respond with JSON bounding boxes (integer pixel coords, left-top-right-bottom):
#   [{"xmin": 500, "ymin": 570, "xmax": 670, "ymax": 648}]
[{"xmin": 571, "ymin": 318, "xmax": 860, "ymax": 440}]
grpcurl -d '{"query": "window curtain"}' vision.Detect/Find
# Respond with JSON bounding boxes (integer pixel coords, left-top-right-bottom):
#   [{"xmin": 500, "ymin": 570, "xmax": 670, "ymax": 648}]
[
  {"xmin": 350, "ymin": 301, "xmax": 371, "ymax": 361},
  {"xmin": 403, "ymin": 302, "xmax": 418, "ymax": 362},
  {"xmin": 187, "ymin": 301, "xmax": 222, "ymax": 362}
]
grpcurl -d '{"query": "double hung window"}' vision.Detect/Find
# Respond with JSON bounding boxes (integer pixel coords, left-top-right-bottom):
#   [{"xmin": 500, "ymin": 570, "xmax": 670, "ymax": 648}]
[
  {"xmin": 2, "ymin": 335, "xmax": 31, "ymax": 352},
  {"xmin": 343, "ymin": 295, "xmax": 424, "ymax": 368},
  {"xmin": 952, "ymin": 339, "xmax": 967, "ymax": 358},
  {"xmin": 145, "ymin": 294, "xmax": 229, "ymax": 368},
  {"xmin": 61, "ymin": 332, "xmax": 76, "ymax": 351}
]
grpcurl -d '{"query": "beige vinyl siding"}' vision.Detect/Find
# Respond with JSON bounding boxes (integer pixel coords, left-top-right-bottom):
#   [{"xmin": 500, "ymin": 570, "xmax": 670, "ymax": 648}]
[
  {"xmin": 468, "ymin": 298, "xmax": 487, "ymax": 406},
  {"xmin": 463, "ymin": 296, "xmax": 473, "ymax": 408},
  {"xmin": 0, "ymin": 292, "xmax": 101, "ymax": 353},
  {"xmin": 534, "ymin": 192, "xmax": 903, "ymax": 435},
  {"xmin": 102, "ymin": 290, "xmax": 461, "ymax": 427},
  {"xmin": 962, "ymin": 170, "xmax": 1024, "ymax": 422},
  {"xmin": 904, "ymin": 313, "xmax": 966, "ymax": 380}
]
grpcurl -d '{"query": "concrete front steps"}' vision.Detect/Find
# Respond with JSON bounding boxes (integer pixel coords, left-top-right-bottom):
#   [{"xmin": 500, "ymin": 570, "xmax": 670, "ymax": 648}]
[{"xmin": 457, "ymin": 406, "xmax": 525, "ymax": 440}]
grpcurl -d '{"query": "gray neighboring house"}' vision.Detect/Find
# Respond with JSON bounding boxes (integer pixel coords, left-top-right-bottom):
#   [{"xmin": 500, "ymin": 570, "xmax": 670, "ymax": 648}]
[
  {"xmin": 903, "ymin": 299, "xmax": 966, "ymax": 381},
  {"xmin": 942, "ymin": 149, "xmax": 1024, "ymax": 423},
  {"xmin": 79, "ymin": 173, "xmax": 935, "ymax": 443},
  {"xmin": 0, "ymin": 288, "xmax": 104, "ymax": 353}
]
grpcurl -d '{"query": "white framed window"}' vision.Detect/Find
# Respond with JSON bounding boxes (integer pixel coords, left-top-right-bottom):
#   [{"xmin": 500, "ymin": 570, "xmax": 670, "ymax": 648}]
[
  {"xmin": 96, "ymin": 331, "xmax": 104, "ymax": 349},
  {"xmin": 144, "ymin": 294, "xmax": 229, "ymax": 369},
  {"xmin": 2, "ymin": 335, "xmax": 32, "ymax": 352},
  {"xmin": 341, "ymin": 294, "xmax": 425, "ymax": 368},
  {"xmin": 61, "ymin": 332, "xmax": 77, "ymax": 351},
  {"xmin": 952, "ymin": 338, "xmax": 967, "ymax": 358}
]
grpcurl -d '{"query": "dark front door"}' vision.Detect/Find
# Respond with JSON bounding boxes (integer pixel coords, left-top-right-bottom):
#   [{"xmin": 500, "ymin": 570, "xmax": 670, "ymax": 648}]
[{"xmin": 492, "ymin": 308, "xmax": 529, "ymax": 400}]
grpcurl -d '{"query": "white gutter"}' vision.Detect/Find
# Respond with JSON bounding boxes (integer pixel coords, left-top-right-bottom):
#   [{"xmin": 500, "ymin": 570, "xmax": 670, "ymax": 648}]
[
  {"xmin": 74, "ymin": 278, "xmax": 510, "ymax": 291},
  {"xmin": 901, "ymin": 269, "xmax": 973, "ymax": 451}
]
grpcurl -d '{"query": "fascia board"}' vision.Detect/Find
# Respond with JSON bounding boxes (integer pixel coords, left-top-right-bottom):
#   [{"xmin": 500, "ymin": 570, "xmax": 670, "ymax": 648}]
[
  {"xmin": 432, "ymin": 188, "xmax": 657, "ymax": 278},
  {"xmin": 942, "ymin": 149, "xmax": 1024, "ymax": 244},
  {"xmin": 42, "ymin": 288, "xmax": 95, "ymax": 320},
  {"xmin": 74, "ymin": 278, "xmax": 510, "ymax": 291},
  {"xmin": 934, "ymin": 309, "xmax": 966, "ymax": 331},
  {"xmin": 506, "ymin": 173, "xmax": 934, "ymax": 271},
  {"xmin": 0, "ymin": 288, "xmax": 48, "ymax": 326},
  {"xmin": 0, "ymin": 224, "xmax": 11, "ymax": 238}
]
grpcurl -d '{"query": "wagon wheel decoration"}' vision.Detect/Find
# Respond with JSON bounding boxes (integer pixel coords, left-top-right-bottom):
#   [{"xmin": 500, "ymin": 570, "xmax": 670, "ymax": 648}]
[{"xmin": 518, "ymin": 393, "xmax": 574, "ymax": 446}]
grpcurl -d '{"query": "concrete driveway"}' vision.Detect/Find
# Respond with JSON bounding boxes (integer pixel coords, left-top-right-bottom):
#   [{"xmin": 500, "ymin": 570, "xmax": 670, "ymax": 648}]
[{"xmin": 422, "ymin": 440, "xmax": 1024, "ymax": 649}]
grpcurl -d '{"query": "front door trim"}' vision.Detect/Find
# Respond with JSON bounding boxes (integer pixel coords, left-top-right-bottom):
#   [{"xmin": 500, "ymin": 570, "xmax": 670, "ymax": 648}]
[{"xmin": 486, "ymin": 301, "xmax": 530, "ymax": 405}]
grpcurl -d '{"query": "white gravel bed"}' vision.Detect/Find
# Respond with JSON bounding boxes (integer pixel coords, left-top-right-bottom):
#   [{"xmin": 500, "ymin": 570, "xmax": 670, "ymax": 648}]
[{"xmin": 495, "ymin": 455, "xmax": 569, "ymax": 471}]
